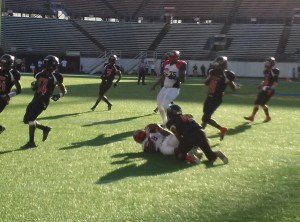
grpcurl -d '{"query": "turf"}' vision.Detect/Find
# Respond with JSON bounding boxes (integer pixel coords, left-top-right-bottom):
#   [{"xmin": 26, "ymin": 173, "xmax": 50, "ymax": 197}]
[{"xmin": 0, "ymin": 75, "xmax": 299, "ymax": 222}]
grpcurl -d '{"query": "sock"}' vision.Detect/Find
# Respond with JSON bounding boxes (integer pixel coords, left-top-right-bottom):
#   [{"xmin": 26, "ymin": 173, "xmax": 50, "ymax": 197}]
[{"xmin": 29, "ymin": 125, "xmax": 36, "ymax": 143}]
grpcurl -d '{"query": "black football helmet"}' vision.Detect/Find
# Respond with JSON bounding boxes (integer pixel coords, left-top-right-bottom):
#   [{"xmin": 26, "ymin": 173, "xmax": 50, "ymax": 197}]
[
  {"xmin": 167, "ymin": 104, "xmax": 182, "ymax": 117},
  {"xmin": 265, "ymin": 57, "xmax": 276, "ymax": 68},
  {"xmin": 43, "ymin": 55, "xmax": 59, "ymax": 70},
  {"xmin": 213, "ymin": 56, "xmax": 228, "ymax": 70},
  {"xmin": 108, "ymin": 55, "xmax": 117, "ymax": 64},
  {"xmin": 0, "ymin": 54, "xmax": 15, "ymax": 69}
]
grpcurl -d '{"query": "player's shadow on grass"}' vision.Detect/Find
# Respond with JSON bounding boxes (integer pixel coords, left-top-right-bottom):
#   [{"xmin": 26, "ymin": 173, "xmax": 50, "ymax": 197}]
[
  {"xmin": 38, "ymin": 111, "xmax": 91, "ymax": 120},
  {"xmin": 60, "ymin": 131, "xmax": 133, "ymax": 150},
  {"xmin": 96, "ymin": 152, "xmax": 194, "ymax": 184},
  {"xmin": 82, "ymin": 114, "xmax": 153, "ymax": 127}
]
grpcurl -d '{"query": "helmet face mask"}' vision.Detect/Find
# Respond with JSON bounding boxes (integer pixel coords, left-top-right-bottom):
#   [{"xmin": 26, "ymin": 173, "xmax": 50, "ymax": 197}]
[
  {"xmin": 109, "ymin": 55, "xmax": 117, "ymax": 64},
  {"xmin": 168, "ymin": 50, "xmax": 180, "ymax": 63},
  {"xmin": 264, "ymin": 57, "xmax": 275, "ymax": 69},
  {"xmin": 133, "ymin": 129, "xmax": 146, "ymax": 143},
  {"xmin": 213, "ymin": 56, "xmax": 228, "ymax": 70},
  {"xmin": 43, "ymin": 55, "xmax": 59, "ymax": 71},
  {"xmin": 0, "ymin": 54, "xmax": 15, "ymax": 69},
  {"xmin": 167, "ymin": 104, "xmax": 182, "ymax": 118}
]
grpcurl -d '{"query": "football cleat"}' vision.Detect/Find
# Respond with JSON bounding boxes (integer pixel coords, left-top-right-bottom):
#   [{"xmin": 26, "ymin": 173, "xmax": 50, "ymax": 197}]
[
  {"xmin": 0, "ymin": 125, "xmax": 6, "ymax": 134},
  {"xmin": 42, "ymin": 126, "xmax": 52, "ymax": 142},
  {"xmin": 219, "ymin": 127, "xmax": 228, "ymax": 141},
  {"xmin": 244, "ymin": 116, "xmax": 254, "ymax": 122},
  {"xmin": 108, "ymin": 104, "xmax": 112, "ymax": 111},
  {"xmin": 263, "ymin": 116, "xmax": 271, "ymax": 123},
  {"xmin": 20, "ymin": 142, "xmax": 37, "ymax": 149},
  {"xmin": 216, "ymin": 150, "xmax": 229, "ymax": 164},
  {"xmin": 185, "ymin": 153, "xmax": 201, "ymax": 164}
]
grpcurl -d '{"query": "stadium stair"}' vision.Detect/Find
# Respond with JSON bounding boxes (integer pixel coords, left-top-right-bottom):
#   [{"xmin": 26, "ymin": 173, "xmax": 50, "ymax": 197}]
[{"xmin": 147, "ymin": 23, "xmax": 171, "ymax": 51}]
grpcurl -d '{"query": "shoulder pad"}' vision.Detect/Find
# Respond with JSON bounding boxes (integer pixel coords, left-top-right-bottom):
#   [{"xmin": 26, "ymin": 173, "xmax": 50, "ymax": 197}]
[
  {"xmin": 224, "ymin": 70, "xmax": 236, "ymax": 81},
  {"xmin": 272, "ymin": 68, "xmax": 280, "ymax": 75}
]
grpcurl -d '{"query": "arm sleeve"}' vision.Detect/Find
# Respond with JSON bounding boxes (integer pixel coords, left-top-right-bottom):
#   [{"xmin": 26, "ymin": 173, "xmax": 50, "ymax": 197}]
[
  {"xmin": 54, "ymin": 72, "xmax": 64, "ymax": 83},
  {"xmin": 11, "ymin": 69, "xmax": 21, "ymax": 81},
  {"xmin": 224, "ymin": 70, "xmax": 236, "ymax": 81}
]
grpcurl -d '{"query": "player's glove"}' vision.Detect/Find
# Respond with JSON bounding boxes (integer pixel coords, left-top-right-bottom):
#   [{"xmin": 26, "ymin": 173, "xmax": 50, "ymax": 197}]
[
  {"xmin": 31, "ymin": 81, "xmax": 38, "ymax": 91},
  {"xmin": 113, "ymin": 82, "xmax": 118, "ymax": 87},
  {"xmin": 51, "ymin": 94, "xmax": 60, "ymax": 101}
]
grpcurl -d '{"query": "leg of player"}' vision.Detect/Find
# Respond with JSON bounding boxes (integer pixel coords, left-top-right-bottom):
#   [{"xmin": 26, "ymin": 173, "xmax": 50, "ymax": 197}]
[
  {"xmin": 91, "ymin": 97, "xmax": 101, "ymax": 111},
  {"xmin": 21, "ymin": 121, "xmax": 37, "ymax": 149},
  {"xmin": 244, "ymin": 105, "xmax": 259, "ymax": 121},
  {"xmin": 35, "ymin": 121, "xmax": 52, "ymax": 141},
  {"xmin": 202, "ymin": 114, "xmax": 227, "ymax": 141},
  {"xmin": 101, "ymin": 95, "xmax": 112, "ymax": 110},
  {"xmin": 262, "ymin": 105, "xmax": 271, "ymax": 122}
]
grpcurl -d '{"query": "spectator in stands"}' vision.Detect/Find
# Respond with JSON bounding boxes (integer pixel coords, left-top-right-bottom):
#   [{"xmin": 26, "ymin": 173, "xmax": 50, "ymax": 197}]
[
  {"xmin": 150, "ymin": 63, "xmax": 156, "ymax": 76},
  {"xmin": 192, "ymin": 64, "xmax": 198, "ymax": 77},
  {"xmin": 138, "ymin": 59, "xmax": 146, "ymax": 85},
  {"xmin": 30, "ymin": 63, "xmax": 36, "ymax": 74},
  {"xmin": 201, "ymin": 64, "xmax": 206, "ymax": 77},
  {"xmin": 61, "ymin": 58, "xmax": 68, "ymax": 73},
  {"xmin": 21, "ymin": 58, "xmax": 26, "ymax": 72},
  {"xmin": 145, "ymin": 62, "xmax": 149, "ymax": 75},
  {"xmin": 37, "ymin": 59, "xmax": 43, "ymax": 72}
]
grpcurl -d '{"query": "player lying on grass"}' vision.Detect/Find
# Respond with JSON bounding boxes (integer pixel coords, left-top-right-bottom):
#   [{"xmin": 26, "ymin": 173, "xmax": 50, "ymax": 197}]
[
  {"xmin": 166, "ymin": 104, "xmax": 229, "ymax": 164},
  {"xmin": 133, "ymin": 123, "xmax": 203, "ymax": 164}
]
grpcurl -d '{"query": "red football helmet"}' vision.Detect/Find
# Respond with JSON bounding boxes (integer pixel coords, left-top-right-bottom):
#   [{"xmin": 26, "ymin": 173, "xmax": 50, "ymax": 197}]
[
  {"xmin": 133, "ymin": 130, "xmax": 146, "ymax": 143},
  {"xmin": 168, "ymin": 50, "xmax": 180, "ymax": 63}
]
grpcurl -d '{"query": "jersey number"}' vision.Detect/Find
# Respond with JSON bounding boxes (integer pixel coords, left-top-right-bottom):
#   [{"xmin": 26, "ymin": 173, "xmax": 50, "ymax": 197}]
[{"xmin": 37, "ymin": 78, "xmax": 48, "ymax": 95}]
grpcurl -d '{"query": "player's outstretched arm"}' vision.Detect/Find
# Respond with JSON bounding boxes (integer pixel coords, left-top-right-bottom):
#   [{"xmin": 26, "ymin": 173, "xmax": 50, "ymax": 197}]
[{"xmin": 150, "ymin": 75, "xmax": 164, "ymax": 91}]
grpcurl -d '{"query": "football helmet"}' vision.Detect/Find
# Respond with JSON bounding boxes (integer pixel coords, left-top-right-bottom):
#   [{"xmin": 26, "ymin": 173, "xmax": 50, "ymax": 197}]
[
  {"xmin": 168, "ymin": 50, "xmax": 180, "ymax": 63},
  {"xmin": 108, "ymin": 55, "xmax": 117, "ymax": 64},
  {"xmin": 213, "ymin": 56, "xmax": 228, "ymax": 70},
  {"xmin": 0, "ymin": 54, "xmax": 15, "ymax": 69},
  {"xmin": 43, "ymin": 55, "xmax": 59, "ymax": 70},
  {"xmin": 264, "ymin": 57, "xmax": 276, "ymax": 68},
  {"xmin": 133, "ymin": 129, "xmax": 146, "ymax": 143},
  {"xmin": 167, "ymin": 104, "xmax": 182, "ymax": 116}
]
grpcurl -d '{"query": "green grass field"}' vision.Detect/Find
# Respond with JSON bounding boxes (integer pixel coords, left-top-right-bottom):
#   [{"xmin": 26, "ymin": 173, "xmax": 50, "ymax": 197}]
[{"xmin": 1, "ymin": 75, "xmax": 300, "ymax": 222}]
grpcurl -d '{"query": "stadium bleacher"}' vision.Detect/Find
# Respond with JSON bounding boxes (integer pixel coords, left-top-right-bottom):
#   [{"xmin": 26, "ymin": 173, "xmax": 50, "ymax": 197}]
[
  {"xmin": 1, "ymin": 0, "xmax": 300, "ymax": 62},
  {"xmin": 218, "ymin": 24, "xmax": 284, "ymax": 59},
  {"xmin": 155, "ymin": 23, "xmax": 224, "ymax": 59},
  {"xmin": 2, "ymin": 16, "xmax": 101, "ymax": 56}
]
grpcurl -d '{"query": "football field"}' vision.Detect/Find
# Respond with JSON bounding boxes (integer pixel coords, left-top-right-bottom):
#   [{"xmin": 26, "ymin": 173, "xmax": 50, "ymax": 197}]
[{"xmin": 1, "ymin": 74, "xmax": 300, "ymax": 222}]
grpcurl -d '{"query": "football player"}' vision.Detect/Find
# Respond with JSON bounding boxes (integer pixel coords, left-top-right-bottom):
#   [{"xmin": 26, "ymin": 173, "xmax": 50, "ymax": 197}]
[
  {"xmin": 0, "ymin": 54, "xmax": 22, "ymax": 134},
  {"xmin": 201, "ymin": 56, "xmax": 239, "ymax": 140},
  {"xmin": 22, "ymin": 55, "xmax": 67, "ymax": 148},
  {"xmin": 244, "ymin": 57, "xmax": 279, "ymax": 122},
  {"xmin": 150, "ymin": 50, "xmax": 186, "ymax": 126},
  {"xmin": 90, "ymin": 55, "xmax": 122, "ymax": 111},
  {"xmin": 133, "ymin": 123, "xmax": 203, "ymax": 164},
  {"xmin": 166, "ymin": 104, "xmax": 229, "ymax": 164}
]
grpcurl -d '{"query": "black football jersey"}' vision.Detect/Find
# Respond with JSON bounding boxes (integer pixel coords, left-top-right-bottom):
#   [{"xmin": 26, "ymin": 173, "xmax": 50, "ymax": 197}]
[
  {"xmin": 102, "ymin": 64, "xmax": 120, "ymax": 82},
  {"xmin": 207, "ymin": 69, "xmax": 235, "ymax": 97},
  {"xmin": 262, "ymin": 68, "xmax": 279, "ymax": 87},
  {"xmin": 166, "ymin": 114, "xmax": 201, "ymax": 136},
  {"xmin": 34, "ymin": 70, "xmax": 63, "ymax": 99},
  {"xmin": 0, "ymin": 69, "xmax": 21, "ymax": 95}
]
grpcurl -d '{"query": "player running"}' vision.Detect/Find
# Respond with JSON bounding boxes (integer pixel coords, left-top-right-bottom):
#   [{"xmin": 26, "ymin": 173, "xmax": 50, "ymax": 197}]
[
  {"xmin": 166, "ymin": 104, "xmax": 229, "ymax": 164},
  {"xmin": 133, "ymin": 123, "xmax": 203, "ymax": 164},
  {"xmin": 150, "ymin": 50, "xmax": 186, "ymax": 126},
  {"xmin": 22, "ymin": 55, "xmax": 67, "ymax": 148},
  {"xmin": 90, "ymin": 55, "xmax": 122, "ymax": 111},
  {"xmin": 201, "ymin": 56, "xmax": 239, "ymax": 140},
  {"xmin": 0, "ymin": 54, "xmax": 22, "ymax": 134},
  {"xmin": 244, "ymin": 57, "xmax": 279, "ymax": 122}
]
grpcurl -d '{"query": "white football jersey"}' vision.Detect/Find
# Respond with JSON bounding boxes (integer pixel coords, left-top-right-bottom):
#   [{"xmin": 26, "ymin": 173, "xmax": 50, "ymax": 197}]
[
  {"xmin": 163, "ymin": 60, "xmax": 186, "ymax": 88},
  {"xmin": 142, "ymin": 132, "xmax": 165, "ymax": 152}
]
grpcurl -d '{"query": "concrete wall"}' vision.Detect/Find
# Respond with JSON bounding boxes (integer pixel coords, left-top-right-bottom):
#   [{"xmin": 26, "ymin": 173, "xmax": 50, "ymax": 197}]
[{"xmin": 81, "ymin": 57, "xmax": 299, "ymax": 78}]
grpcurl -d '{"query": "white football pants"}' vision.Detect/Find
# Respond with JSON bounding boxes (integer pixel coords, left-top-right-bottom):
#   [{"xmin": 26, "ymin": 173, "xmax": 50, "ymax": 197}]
[
  {"xmin": 157, "ymin": 87, "xmax": 180, "ymax": 125},
  {"xmin": 159, "ymin": 135, "xmax": 179, "ymax": 155}
]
